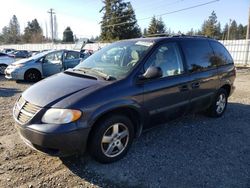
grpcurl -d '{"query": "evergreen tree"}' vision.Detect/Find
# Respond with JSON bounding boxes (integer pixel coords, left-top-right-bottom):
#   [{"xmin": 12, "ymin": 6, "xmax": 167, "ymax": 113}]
[
  {"xmin": 100, "ymin": 0, "xmax": 141, "ymax": 41},
  {"xmin": 201, "ymin": 11, "xmax": 221, "ymax": 38},
  {"xmin": 62, "ymin": 27, "xmax": 74, "ymax": 42},
  {"xmin": 147, "ymin": 16, "xmax": 166, "ymax": 35},
  {"xmin": 222, "ymin": 23, "xmax": 229, "ymax": 40},
  {"xmin": 229, "ymin": 20, "xmax": 237, "ymax": 39},
  {"xmin": 1, "ymin": 15, "xmax": 20, "ymax": 44},
  {"xmin": 9, "ymin": 15, "xmax": 20, "ymax": 43},
  {"xmin": 143, "ymin": 28, "xmax": 147, "ymax": 36},
  {"xmin": 23, "ymin": 19, "xmax": 43, "ymax": 43},
  {"xmin": 186, "ymin": 28, "xmax": 195, "ymax": 35},
  {"xmin": 237, "ymin": 24, "xmax": 245, "ymax": 39}
]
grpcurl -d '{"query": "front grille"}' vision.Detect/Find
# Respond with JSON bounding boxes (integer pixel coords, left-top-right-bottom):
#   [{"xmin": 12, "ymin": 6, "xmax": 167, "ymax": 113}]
[{"xmin": 14, "ymin": 96, "xmax": 41, "ymax": 124}]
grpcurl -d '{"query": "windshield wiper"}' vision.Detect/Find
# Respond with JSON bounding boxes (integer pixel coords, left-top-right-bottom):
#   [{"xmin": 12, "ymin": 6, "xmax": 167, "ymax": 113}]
[
  {"xmin": 90, "ymin": 68, "xmax": 116, "ymax": 81},
  {"xmin": 73, "ymin": 67, "xmax": 116, "ymax": 81}
]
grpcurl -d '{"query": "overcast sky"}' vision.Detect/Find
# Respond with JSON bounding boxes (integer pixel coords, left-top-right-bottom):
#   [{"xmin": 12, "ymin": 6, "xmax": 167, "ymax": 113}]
[{"xmin": 0, "ymin": 0, "xmax": 249, "ymax": 39}]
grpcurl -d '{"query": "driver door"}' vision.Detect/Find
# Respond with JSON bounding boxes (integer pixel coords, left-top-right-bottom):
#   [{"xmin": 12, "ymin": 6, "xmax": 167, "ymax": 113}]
[
  {"xmin": 42, "ymin": 51, "xmax": 63, "ymax": 77},
  {"xmin": 141, "ymin": 42, "xmax": 191, "ymax": 127}
]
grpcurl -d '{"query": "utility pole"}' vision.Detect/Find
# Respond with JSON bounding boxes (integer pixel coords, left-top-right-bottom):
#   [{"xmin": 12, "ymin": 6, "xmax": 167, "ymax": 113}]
[
  {"xmin": 246, "ymin": 7, "xmax": 250, "ymax": 39},
  {"xmin": 47, "ymin": 8, "xmax": 55, "ymax": 41},
  {"xmin": 53, "ymin": 15, "xmax": 58, "ymax": 40},
  {"xmin": 45, "ymin": 21, "xmax": 48, "ymax": 40},
  {"xmin": 244, "ymin": 7, "xmax": 250, "ymax": 66}
]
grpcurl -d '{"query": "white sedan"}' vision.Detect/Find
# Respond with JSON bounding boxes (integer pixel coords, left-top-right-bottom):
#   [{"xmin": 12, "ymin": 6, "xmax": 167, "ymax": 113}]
[{"xmin": 0, "ymin": 52, "xmax": 15, "ymax": 74}]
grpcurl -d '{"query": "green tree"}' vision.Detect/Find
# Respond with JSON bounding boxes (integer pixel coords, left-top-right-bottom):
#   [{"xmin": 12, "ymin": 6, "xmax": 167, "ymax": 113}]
[
  {"xmin": 23, "ymin": 19, "xmax": 43, "ymax": 43},
  {"xmin": 62, "ymin": 27, "xmax": 74, "ymax": 42},
  {"xmin": 100, "ymin": 0, "xmax": 141, "ymax": 41},
  {"xmin": 201, "ymin": 11, "xmax": 221, "ymax": 39},
  {"xmin": 237, "ymin": 24, "xmax": 245, "ymax": 39},
  {"xmin": 1, "ymin": 15, "xmax": 20, "ymax": 44},
  {"xmin": 143, "ymin": 28, "xmax": 147, "ymax": 36},
  {"xmin": 147, "ymin": 16, "xmax": 166, "ymax": 35},
  {"xmin": 9, "ymin": 15, "xmax": 20, "ymax": 43},
  {"xmin": 186, "ymin": 28, "xmax": 195, "ymax": 35},
  {"xmin": 229, "ymin": 20, "xmax": 238, "ymax": 39}
]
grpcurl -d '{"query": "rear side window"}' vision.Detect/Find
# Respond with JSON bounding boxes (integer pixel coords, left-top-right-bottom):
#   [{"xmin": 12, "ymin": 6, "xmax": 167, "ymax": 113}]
[
  {"xmin": 180, "ymin": 40, "xmax": 215, "ymax": 73},
  {"xmin": 65, "ymin": 51, "xmax": 80, "ymax": 60},
  {"xmin": 210, "ymin": 41, "xmax": 233, "ymax": 66}
]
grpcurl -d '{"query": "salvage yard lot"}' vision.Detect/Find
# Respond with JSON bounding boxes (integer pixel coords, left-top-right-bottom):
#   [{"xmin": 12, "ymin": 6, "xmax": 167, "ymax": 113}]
[{"xmin": 0, "ymin": 70, "xmax": 250, "ymax": 188}]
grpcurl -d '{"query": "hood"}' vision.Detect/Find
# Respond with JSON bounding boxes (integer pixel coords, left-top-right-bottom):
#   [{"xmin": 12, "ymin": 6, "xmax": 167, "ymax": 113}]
[
  {"xmin": 12, "ymin": 58, "xmax": 33, "ymax": 65},
  {"xmin": 22, "ymin": 72, "xmax": 104, "ymax": 107}
]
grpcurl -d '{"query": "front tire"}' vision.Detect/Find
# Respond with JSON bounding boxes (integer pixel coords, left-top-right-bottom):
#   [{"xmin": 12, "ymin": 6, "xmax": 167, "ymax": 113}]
[
  {"xmin": 24, "ymin": 69, "xmax": 41, "ymax": 82},
  {"xmin": 0, "ymin": 64, "xmax": 7, "ymax": 75},
  {"xmin": 89, "ymin": 115, "xmax": 134, "ymax": 163},
  {"xmin": 206, "ymin": 88, "xmax": 228, "ymax": 117}
]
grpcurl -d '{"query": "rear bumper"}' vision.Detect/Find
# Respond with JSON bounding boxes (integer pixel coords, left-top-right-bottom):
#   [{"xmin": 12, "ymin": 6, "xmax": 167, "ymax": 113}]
[{"xmin": 16, "ymin": 123, "xmax": 91, "ymax": 156}]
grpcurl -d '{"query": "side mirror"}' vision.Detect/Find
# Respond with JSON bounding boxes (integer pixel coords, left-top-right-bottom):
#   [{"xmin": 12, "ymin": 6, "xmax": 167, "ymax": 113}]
[{"xmin": 139, "ymin": 66, "xmax": 163, "ymax": 80}]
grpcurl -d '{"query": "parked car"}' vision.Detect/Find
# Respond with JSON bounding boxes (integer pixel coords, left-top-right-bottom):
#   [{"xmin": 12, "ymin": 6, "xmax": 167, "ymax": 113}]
[
  {"xmin": 0, "ymin": 52, "xmax": 15, "ymax": 74},
  {"xmin": 12, "ymin": 50, "xmax": 30, "ymax": 58},
  {"xmin": 5, "ymin": 49, "xmax": 82, "ymax": 81},
  {"xmin": 13, "ymin": 36, "xmax": 236, "ymax": 163},
  {"xmin": 28, "ymin": 50, "xmax": 40, "ymax": 57},
  {"xmin": 2, "ymin": 48, "xmax": 15, "ymax": 54}
]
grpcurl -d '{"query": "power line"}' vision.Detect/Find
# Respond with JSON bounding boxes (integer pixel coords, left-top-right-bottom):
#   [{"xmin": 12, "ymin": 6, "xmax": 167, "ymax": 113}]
[
  {"xmin": 101, "ymin": 0, "xmax": 219, "ymax": 28},
  {"xmin": 139, "ymin": 0, "xmax": 219, "ymax": 20}
]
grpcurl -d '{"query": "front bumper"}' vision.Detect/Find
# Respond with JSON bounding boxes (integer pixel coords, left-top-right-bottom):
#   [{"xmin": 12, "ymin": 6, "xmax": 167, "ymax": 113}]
[
  {"xmin": 5, "ymin": 68, "xmax": 24, "ymax": 80},
  {"xmin": 15, "ymin": 123, "xmax": 91, "ymax": 156}
]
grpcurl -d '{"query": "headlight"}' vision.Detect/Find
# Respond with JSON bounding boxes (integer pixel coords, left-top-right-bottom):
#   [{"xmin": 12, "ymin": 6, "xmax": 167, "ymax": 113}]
[
  {"xmin": 41, "ymin": 108, "xmax": 82, "ymax": 124},
  {"xmin": 13, "ymin": 64, "xmax": 25, "ymax": 68}
]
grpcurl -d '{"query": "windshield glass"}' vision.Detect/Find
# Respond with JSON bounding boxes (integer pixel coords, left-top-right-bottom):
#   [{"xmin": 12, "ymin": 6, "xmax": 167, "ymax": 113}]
[
  {"xmin": 27, "ymin": 50, "xmax": 54, "ymax": 61},
  {"xmin": 74, "ymin": 40, "xmax": 154, "ymax": 80}
]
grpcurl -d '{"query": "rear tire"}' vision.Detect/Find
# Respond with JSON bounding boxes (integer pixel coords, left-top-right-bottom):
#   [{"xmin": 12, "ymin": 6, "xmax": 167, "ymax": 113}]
[
  {"xmin": 206, "ymin": 88, "xmax": 228, "ymax": 118},
  {"xmin": 24, "ymin": 69, "xmax": 41, "ymax": 82},
  {"xmin": 89, "ymin": 115, "xmax": 134, "ymax": 163},
  {"xmin": 0, "ymin": 64, "xmax": 7, "ymax": 75}
]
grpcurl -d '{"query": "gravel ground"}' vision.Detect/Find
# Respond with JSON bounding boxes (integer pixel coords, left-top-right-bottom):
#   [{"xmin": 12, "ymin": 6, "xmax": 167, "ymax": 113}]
[{"xmin": 0, "ymin": 70, "xmax": 250, "ymax": 188}]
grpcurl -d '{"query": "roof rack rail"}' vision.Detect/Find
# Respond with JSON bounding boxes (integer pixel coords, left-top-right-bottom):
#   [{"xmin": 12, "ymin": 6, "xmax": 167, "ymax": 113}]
[{"xmin": 142, "ymin": 33, "xmax": 217, "ymax": 40}]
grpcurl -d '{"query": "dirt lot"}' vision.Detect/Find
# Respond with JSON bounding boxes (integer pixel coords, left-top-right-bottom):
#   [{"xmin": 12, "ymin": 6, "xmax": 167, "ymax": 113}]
[{"xmin": 0, "ymin": 70, "xmax": 250, "ymax": 188}]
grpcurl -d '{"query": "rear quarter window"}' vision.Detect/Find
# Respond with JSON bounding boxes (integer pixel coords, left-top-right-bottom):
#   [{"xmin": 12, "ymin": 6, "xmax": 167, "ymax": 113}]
[
  {"xmin": 209, "ymin": 41, "xmax": 234, "ymax": 66},
  {"xmin": 180, "ymin": 39, "xmax": 215, "ymax": 73}
]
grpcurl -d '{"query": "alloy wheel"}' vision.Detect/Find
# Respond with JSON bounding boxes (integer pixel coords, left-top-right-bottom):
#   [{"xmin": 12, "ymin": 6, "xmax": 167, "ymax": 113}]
[
  {"xmin": 216, "ymin": 93, "xmax": 226, "ymax": 114},
  {"xmin": 101, "ymin": 123, "xmax": 129, "ymax": 158}
]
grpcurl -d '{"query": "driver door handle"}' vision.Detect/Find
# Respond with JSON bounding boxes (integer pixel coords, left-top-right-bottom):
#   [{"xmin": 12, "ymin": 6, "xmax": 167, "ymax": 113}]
[{"xmin": 191, "ymin": 82, "xmax": 200, "ymax": 89}]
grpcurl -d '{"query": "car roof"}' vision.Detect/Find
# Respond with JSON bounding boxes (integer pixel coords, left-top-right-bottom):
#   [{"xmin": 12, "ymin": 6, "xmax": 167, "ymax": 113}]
[{"xmin": 122, "ymin": 35, "xmax": 217, "ymax": 43}]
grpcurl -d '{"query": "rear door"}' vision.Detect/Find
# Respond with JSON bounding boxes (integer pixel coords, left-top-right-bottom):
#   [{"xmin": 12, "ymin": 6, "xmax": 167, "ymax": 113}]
[
  {"xmin": 42, "ymin": 51, "xmax": 63, "ymax": 77},
  {"xmin": 180, "ymin": 39, "xmax": 219, "ymax": 112},
  {"xmin": 63, "ymin": 51, "xmax": 81, "ymax": 70},
  {"xmin": 141, "ymin": 41, "xmax": 191, "ymax": 127}
]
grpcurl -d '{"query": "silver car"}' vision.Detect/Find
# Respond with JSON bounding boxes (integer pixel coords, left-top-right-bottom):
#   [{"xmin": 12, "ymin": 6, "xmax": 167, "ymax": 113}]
[
  {"xmin": 0, "ymin": 52, "xmax": 15, "ymax": 74},
  {"xmin": 5, "ymin": 50, "xmax": 82, "ymax": 81}
]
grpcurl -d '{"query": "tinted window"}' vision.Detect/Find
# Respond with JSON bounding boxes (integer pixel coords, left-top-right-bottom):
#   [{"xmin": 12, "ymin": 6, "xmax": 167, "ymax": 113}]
[
  {"xmin": 144, "ymin": 42, "xmax": 184, "ymax": 77},
  {"xmin": 44, "ymin": 51, "xmax": 63, "ymax": 64},
  {"xmin": 210, "ymin": 41, "xmax": 233, "ymax": 66},
  {"xmin": 181, "ymin": 40, "xmax": 215, "ymax": 72},
  {"xmin": 65, "ymin": 51, "xmax": 80, "ymax": 60},
  {"xmin": 0, "ymin": 53, "xmax": 6, "ymax": 57}
]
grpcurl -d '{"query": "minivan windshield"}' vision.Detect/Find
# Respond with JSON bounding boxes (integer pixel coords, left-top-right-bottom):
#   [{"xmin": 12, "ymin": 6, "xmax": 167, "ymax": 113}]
[{"xmin": 74, "ymin": 40, "xmax": 154, "ymax": 80}]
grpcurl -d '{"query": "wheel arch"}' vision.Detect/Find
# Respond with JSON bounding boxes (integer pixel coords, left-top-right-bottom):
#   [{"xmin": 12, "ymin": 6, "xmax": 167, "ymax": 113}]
[
  {"xmin": 88, "ymin": 104, "xmax": 144, "ymax": 142},
  {"xmin": 220, "ymin": 84, "xmax": 231, "ymax": 97}
]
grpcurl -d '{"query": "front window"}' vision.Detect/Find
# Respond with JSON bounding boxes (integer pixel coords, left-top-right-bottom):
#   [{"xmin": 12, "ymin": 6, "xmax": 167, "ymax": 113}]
[{"xmin": 74, "ymin": 40, "xmax": 154, "ymax": 80}]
